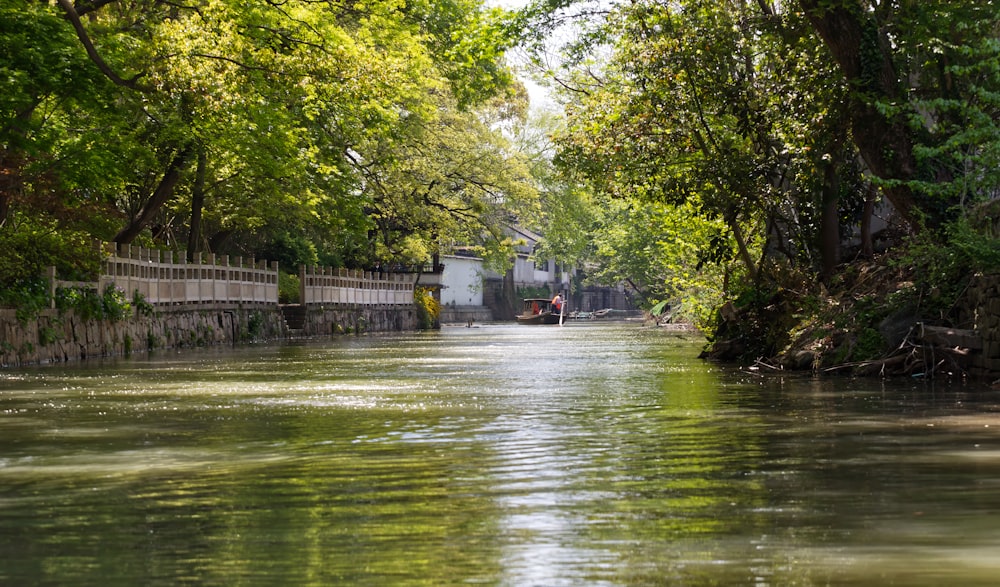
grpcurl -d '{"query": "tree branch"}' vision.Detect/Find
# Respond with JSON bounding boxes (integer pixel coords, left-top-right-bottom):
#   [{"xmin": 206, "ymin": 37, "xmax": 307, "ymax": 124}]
[
  {"xmin": 74, "ymin": 0, "xmax": 117, "ymax": 18},
  {"xmin": 56, "ymin": 0, "xmax": 149, "ymax": 90}
]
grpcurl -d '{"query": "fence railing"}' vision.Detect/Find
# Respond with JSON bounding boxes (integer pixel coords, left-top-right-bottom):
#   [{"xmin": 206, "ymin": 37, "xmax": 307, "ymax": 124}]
[
  {"xmin": 300, "ymin": 266, "xmax": 416, "ymax": 306},
  {"xmin": 82, "ymin": 244, "xmax": 280, "ymax": 306},
  {"xmin": 46, "ymin": 244, "xmax": 416, "ymax": 308}
]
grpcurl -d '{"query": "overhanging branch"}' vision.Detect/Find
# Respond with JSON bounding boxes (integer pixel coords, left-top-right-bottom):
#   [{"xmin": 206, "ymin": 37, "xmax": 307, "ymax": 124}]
[{"xmin": 56, "ymin": 0, "xmax": 149, "ymax": 91}]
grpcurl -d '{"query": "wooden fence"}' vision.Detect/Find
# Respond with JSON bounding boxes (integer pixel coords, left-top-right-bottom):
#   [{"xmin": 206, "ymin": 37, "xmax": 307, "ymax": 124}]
[
  {"xmin": 48, "ymin": 244, "xmax": 415, "ymax": 307},
  {"xmin": 300, "ymin": 266, "xmax": 416, "ymax": 306},
  {"xmin": 85, "ymin": 244, "xmax": 280, "ymax": 306}
]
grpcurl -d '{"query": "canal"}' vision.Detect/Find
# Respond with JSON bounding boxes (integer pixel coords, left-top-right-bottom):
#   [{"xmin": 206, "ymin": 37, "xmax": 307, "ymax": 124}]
[{"xmin": 2, "ymin": 322, "xmax": 1000, "ymax": 585}]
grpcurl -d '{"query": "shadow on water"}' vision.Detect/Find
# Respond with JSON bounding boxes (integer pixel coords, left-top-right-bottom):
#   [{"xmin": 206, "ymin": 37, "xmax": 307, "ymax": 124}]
[{"xmin": 2, "ymin": 322, "xmax": 1000, "ymax": 585}]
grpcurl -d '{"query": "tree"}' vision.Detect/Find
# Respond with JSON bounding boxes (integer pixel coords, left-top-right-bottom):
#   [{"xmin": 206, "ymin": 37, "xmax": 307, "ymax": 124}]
[
  {"xmin": 515, "ymin": 0, "xmax": 1000, "ymax": 288},
  {"xmin": 350, "ymin": 90, "xmax": 539, "ymax": 268},
  {"xmin": 549, "ymin": 1, "xmax": 851, "ymax": 288},
  {"xmin": 1, "ymin": 0, "xmax": 532, "ymax": 282},
  {"xmin": 799, "ymin": 0, "xmax": 1000, "ymax": 230},
  {"xmin": 0, "ymin": 2, "xmax": 118, "ymax": 228}
]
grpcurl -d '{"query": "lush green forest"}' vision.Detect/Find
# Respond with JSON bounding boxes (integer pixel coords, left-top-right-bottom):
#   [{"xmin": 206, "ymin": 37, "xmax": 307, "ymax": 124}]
[
  {"xmin": 516, "ymin": 0, "xmax": 1000, "ymax": 370},
  {"xmin": 1, "ymin": 0, "xmax": 541, "ymax": 298},
  {"xmin": 3, "ymin": 0, "xmax": 1000, "ymax": 370}
]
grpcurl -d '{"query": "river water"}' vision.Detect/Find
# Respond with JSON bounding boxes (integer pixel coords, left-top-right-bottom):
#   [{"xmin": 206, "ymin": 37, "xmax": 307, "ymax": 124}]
[{"xmin": 2, "ymin": 322, "xmax": 1000, "ymax": 585}]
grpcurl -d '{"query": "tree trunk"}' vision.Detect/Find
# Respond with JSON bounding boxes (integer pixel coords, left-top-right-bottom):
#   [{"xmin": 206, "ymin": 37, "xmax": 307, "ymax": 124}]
[
  {"xmin": 187, "ymin": 146, "xmax": 207, "ymax": 261},
  {"xmin": 799, "ymin": 0, "xmax": 923, "ymax": 232},
  {"xmin": 728, "ymin": 211, "xmax": 758, "ymax": 281},
  {"xmin": 0, "ymin": 104, "xmax": 38, "ymax": 227},
  {"xmin": 114, "ymin": 145, "xmax": 193, "ymax": 245},
  {"xmin": 0, "ymin": 155, "xmax": 19, "ymax": 228},
  {"xmin": 500, "ymin": 267, "xmax": 517, "ymax": 320},
  {"xmin": 819, "ymin": 115, "xmax": 849, "ymax": 281},
  {"xmin": 819, "ymin": 156, "xmax": 841, "ymax": 281},
  {"xmin": 861, "ymin": 183, "xmax": 876, "ymax": 258}
]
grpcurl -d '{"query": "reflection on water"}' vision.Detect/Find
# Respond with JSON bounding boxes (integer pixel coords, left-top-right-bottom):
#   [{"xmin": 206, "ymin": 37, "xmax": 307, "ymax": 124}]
[{"xmin": 2, "ymin": 323, "xmax": 1000, "ymax": 585}]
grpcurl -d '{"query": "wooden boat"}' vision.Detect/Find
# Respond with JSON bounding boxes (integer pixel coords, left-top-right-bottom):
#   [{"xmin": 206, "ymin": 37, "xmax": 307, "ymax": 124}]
[{"xmin": 516, "ymin": 298, "xmax": 564, "ymax": 325}]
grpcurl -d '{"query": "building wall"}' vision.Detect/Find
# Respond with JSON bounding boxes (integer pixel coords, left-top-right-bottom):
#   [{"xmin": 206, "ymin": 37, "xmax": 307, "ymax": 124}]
[
  {"xmin": 439, "ymin": 255, "xmax": 485, "ymax": 307},
  {"xmin": 509, "ymin": 254, "xmax": 535, "ymax": 285}
]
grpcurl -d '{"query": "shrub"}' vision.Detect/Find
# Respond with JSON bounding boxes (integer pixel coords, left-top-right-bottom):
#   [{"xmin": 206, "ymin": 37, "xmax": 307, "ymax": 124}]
[
  {"xmin": 2, "ymin": 277, "xmax": 50, "ymax": 324},
  {"xmin": 133, "ymin": 291, "xmax": 155, "ymax": 317},
  {"xmin": 54, "ymin": 284, "xmax": 132, "ymax": 322},
  {"xmin": 101, "ymin": 285, "xmax": 132, "ymax": 321},
  {"xmin": 246, "ymin": 311, "xmax": 265, "ymax": 339},
  {"xmin": 279, "ymin": 272, "xmax": 301, "ymax": 304},
  {"xmin": 414, "ymin": 287, "xmax": 440, "ymax": 330},
  {"xmin": 0, "ymin": 214, "xmax": 100, "ymax": 286}
]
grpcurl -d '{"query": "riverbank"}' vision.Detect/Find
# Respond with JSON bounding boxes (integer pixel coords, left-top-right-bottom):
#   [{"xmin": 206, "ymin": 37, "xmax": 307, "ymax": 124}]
[
  {"xmin": 702, "ymin": 255, "xmax": 1000, "ymax": 381},
  {"xmin": 0, "ymin": 304, "xmax": 418, "ymax": 367}
]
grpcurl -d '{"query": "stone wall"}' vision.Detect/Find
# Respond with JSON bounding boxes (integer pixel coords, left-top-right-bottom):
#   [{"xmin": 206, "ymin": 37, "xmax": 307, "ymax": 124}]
[
  {"xmin": 294, "ymin": 305, "xmax": 418, "ymax": 336},
  {"xmin": 961, "ymin": 273, "xmax": 1000, "ymax": 377},
  {"xmin": 439, "ymin": 305, "xmax": 494, "ymax": 324},
  {"xmin": 905, "ymin": 273, "xmax": 1000, "ymax": 379},
  {"xmin": 1, "ymin": 303, "xmax": 417, "ymax": 367},
  {"xmin": 0, "ymin": 305, "xmax": 285, "ymax": 367}
]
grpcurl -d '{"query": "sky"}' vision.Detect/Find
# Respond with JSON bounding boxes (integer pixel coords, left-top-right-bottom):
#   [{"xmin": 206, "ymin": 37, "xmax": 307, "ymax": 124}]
[{"xmin": 485, "ymin": 0, "xmax": 559, "ymax": 111}]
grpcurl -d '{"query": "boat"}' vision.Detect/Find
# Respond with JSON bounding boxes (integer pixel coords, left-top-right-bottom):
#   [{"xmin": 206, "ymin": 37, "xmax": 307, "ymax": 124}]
[{"xmin": 516, "ymin": 298, "xmax": 565, "ymax": 325}]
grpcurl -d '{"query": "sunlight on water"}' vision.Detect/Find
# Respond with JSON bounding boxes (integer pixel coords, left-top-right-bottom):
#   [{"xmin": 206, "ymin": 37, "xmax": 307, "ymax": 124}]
[{"xmin": 2, "ymin": 323, "xmax": 1000, "ymax": 585}]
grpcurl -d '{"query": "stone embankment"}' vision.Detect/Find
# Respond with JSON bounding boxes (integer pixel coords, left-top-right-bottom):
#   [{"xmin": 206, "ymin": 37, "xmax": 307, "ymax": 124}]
[
  {"xmin": 282, "ymin": 304, "xmax": 417, "ymax": 336},
  {"xmin": 943, "ymin": 273, "xmax": 1000, "ymax": 377},
  {"xmin": 830, "ymin": 272, "xmax": 1000, "ymax": 380},
  {"xmin": 1, "ymin": 303, "xmax": 417, "ymax": 368}
]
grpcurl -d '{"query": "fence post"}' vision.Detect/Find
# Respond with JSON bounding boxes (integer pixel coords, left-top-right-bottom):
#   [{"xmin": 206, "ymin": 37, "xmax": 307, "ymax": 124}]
[
  {"xmin": 272, "ymin": 261, "xmax": 279, "ymax": 304},
  {"xmin": 299, "ymin": 265, "xmax": 306, "ymax": 306}
]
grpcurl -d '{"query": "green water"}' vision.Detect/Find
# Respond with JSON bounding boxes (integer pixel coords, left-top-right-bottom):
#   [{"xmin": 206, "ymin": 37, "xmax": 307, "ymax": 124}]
[{"xmin": 2, "ymin": 323, "xmax": 1000, "ymax": 585}]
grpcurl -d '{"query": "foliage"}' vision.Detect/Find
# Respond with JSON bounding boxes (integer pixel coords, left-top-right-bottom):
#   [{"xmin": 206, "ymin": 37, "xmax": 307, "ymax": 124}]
[
  {"xmin": 357, "ymin": 90, "xmax": 538, "ymax": 269},
  {"xmin": 945, "ymin": 218, "xmax": 1000, "ymax": 272},
  {"xmin": 507, "ymin": 0, "xmax": 1000, "ymax": 365},
  {"xmin": 133, "ymin": 291, "xmax": 155, "ymax": 318},
  {"xmin": 0, "ymin": 0, "xmax": 530, "ymax": 285},
  {"xmin": 0, "ymin": 215, "xmax": 101, "ymax": 286},
  {"xmin": 55, "ymin": 285, "xmax": 133, "ymax": 323},
  {"xmin": 278, "ymin": 272, "xmax": 301, "ymax": 305},
  {"xmin": 528, "ymin": 0, "xmax": 858, "ymax": 333},
  {"xmin": 245, "ymin": 311, "xmax": 265, "ymax": 340},
  {"xmin": 1, "ymin": 277, "xmax": 50, "ymax": 325},
  {"xmin": 886, "ymin": 218, "xmax": 998, "ymax": 319},
  {"xmin": 589, "ymin": 198, "xmax": 731, "ymax": 329},
  {"xmin": 0, "ymin": 214, "xmax": 104, "ymax": 321},
  {"xmin": 97, "ymin": 285, "xmax": 132, "ymax": 322},
  {"xmin": 258, "ymin": 233, "xmax": 319, "ymax": 274},
  {"xmin": 516, "ymin": 284, "xmax": 551, "ymax": 300},
  {"xmin": 414, "ymin": 287, "xmax": 441, "ymax": 330},
  {"xmin": 38, "ymin": 323, "xmax": 62, "ymax": 347},
  {"xmin": 875, "ymin": 1, "xmax": 1000, "ymax": 217}
]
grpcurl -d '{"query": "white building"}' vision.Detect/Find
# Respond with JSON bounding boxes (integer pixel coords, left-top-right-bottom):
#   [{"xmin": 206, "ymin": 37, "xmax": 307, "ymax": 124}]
[
  {"xmin": 438, "ymin": 254, "xmax": 484, "ymax": 307},
  {"xmin": 425, "ymin": 225, "xmax": 632, "ymax": 322},
  {"xmin": 490, "ymin": 225, "xmax": 571, "ymax": 294}
]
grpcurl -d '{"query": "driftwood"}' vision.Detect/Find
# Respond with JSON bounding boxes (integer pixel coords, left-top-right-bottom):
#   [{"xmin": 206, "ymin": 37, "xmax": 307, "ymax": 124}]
[
  {"xmin": 817, "ymin": 322, "xmax": 980, "ymax": 379},
  {"xmin": 917, "ymin": 324, "xmax": 981, "ymax": 350}
]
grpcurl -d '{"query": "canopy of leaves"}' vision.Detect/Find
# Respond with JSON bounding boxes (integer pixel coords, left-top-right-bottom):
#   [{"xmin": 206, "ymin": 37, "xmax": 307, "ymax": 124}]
[
  {"xmin": 0, "ymin": 0, "xmax": 534, "ymax": 282},
  {"xmin": 508, "ymin": 0, "xmax": 1000, "ymax": 349}
]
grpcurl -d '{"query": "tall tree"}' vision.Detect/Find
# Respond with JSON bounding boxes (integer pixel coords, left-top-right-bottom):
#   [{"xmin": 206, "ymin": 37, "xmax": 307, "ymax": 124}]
[
  {"xmin": 1, "ymin": 0, "xmax": 531, "ymax": 275},
  {"xmin": 799, "ymin": 0, "xmax": 1000, "ymax": 230},
  {"xmin": 551, "ymin": 0, "xmax": 846, "ymax": 284}
]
